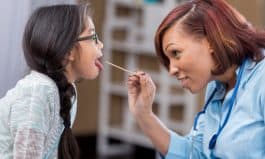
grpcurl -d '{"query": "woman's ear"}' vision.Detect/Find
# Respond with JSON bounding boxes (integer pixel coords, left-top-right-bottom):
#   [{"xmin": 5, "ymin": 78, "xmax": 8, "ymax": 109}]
[
  {"xmin": 203, "ymin": 38, "xmax": 214, "ymax": 54},
  {"xmin": 207, "ymin": 41, "xmax": 214, "ymax": 54},
  {"xmin": 209, "ymin": 47, "xmax": 214, "ymax": 54}
]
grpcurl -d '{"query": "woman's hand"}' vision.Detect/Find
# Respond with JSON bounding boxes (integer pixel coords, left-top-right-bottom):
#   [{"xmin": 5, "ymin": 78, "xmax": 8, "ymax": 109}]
[
  {"xmin": 127, "ymin": 72, "xmax": 170, "ymax": 155},
  {"xmin": 127, "ymin": 71, "xmax": 156, "ymax": 117}
]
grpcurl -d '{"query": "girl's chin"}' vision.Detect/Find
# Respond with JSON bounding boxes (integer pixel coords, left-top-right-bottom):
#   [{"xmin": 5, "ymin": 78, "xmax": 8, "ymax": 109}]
[
  {"xmin": 85, "ymin": 75, "xmax": 98, "ymax": 80},
  {"xmin": 87, "ymin": 72, "xmax": 100, "ymax": 80}
]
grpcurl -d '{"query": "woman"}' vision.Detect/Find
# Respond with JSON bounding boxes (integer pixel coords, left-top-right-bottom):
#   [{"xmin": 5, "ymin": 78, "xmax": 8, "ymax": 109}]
[
  {"xmin": 127, "ymin": 0, "xmax": 265, "ymax": 158},
  {"xmin": 0, "ymin": 4, "xmax": 103, "ymax": 159}
]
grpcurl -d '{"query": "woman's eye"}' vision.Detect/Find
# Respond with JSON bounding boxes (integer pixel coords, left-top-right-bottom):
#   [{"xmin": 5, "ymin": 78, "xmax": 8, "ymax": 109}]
[{"xmin": 171, "ymin": 50, "xmax": 181, "ymax": 58}]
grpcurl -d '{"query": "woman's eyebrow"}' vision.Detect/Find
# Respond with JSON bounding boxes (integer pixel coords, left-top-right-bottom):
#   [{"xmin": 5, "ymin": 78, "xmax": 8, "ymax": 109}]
[{"xmin": 164, "ymin": 43, "xmax": 175, "ymax": 52}]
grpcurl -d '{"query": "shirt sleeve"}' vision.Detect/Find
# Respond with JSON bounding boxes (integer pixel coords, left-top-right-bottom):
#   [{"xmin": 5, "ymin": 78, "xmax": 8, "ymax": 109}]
[
  {"xmin": 160, "ymin": 83, "xmax": 217, "ymax": 159},
  {"xmin": 160, "ymin": 125, "xmax": 207, "ymax": 159},
  {"xmin": 260, "ymin": 79, "xmax": 265, "ymax": 122},
  {"xmin": 263, "ymin": 99, "xmax": 265, "ymax": 123},
  {"xmin": 9, "ymin": 83, "xmax": 53, "ymax": 159},
  {"xmin": 256, "ymin": 64, "xmax": 265, "ymax": 124},
  {"xmin": 159, "ymin": 113, "xmax": 208, "ymax": 159},
  {"xmin": 161, "ymin": 130, "xmax": 190, "ymax": 158}
]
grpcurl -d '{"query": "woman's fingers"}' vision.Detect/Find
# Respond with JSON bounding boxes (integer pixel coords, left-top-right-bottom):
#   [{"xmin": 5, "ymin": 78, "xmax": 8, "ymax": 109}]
[
  {"xmin": 127, "ymin": 71, "xmax": 156, "ymax": 116},
  {"xmin": 127, "ymin": 74, "xmax": 140, "ymax": 90},
  {"xmin": 127, "ymin": 74, "xmax": 140, "ymax": 113},
  {"xmin": 127, "ymin": 71, "xmax": 155, "ymax": 93},
  {"xmin": 139, "ymin": 73, "xmax": 156, "ymax": 102}
]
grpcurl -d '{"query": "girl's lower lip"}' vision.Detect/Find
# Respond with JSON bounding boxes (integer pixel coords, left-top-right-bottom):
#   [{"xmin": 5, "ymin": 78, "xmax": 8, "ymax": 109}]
[{"xmin": 95, "ymin": 60, "xmax": 103, "ymax": 71}]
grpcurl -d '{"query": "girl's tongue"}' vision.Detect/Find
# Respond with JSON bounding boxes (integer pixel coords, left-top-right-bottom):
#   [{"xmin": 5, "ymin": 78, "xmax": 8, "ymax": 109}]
[{"xmin": 95, "ymin": 59, "xmax": 103, "ymax": 71}]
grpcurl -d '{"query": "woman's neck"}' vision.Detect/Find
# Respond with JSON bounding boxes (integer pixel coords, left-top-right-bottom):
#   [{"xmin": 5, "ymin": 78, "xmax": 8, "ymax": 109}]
[{"xmin": 216, "ymin": 65, "xmax": 238, "ymax": 92}]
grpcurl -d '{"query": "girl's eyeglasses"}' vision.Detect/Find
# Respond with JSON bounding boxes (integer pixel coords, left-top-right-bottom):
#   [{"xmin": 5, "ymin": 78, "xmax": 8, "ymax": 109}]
[{"xmin": 76, "ymin": 33, "xmax": 99, "ymax": 44}]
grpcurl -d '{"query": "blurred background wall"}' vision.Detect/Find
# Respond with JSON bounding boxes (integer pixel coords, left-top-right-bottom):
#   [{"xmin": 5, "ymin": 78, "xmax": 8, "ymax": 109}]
[{"xmin": 0, "ymin": 1, "xmax": 30, "ymax": 98}]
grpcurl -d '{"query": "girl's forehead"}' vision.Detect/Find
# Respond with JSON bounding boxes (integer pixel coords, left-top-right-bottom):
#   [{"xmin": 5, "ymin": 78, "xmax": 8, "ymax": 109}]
[
  {"xmin": 82, "ymin": 17, "xmax": 95, "ymax": 34},
  {"xmin": 86, "ymin": 17, "xmax": 95, "ymax": 30}
]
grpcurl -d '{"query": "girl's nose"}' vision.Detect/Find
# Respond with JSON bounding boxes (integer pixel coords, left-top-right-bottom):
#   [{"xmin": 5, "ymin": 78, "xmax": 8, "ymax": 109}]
[{"xmin": 97, "ymin": 39, "xmax": 104, "ymax": 49}]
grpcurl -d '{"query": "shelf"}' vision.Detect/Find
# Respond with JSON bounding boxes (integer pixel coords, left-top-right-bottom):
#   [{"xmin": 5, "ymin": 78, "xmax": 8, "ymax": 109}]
[{"xmin": 98, "ymin": 0, "xmax": 198, "ymax": 157}]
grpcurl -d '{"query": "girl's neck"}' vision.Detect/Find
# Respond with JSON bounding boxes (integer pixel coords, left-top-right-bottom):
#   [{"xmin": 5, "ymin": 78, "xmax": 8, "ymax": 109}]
[{"xmin": 64, "ymin": 64, "xmax": 76, "ymax": 83}]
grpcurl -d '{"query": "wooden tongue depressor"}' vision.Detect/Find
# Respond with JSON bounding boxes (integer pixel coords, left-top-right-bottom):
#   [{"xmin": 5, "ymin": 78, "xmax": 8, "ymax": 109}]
[{"xmin": 105, "ymin": 60, "xmax": 134, "ymax": 74}]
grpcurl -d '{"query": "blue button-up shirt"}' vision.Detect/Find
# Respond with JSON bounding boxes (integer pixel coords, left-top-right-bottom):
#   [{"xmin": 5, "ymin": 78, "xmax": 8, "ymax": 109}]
[{"xmin": 163, "ymin": 57, "xmax": 265, "ymax": 159}]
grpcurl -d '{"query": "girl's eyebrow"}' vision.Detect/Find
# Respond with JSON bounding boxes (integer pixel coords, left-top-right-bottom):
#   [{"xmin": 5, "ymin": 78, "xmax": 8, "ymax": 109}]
[
  {"xmin": 88, "ymin": 28, "xmax": 95, "ymax": 32},
  {"xmin": 87, "ymin": 28, "xmax": 95, "ymax": 34}
]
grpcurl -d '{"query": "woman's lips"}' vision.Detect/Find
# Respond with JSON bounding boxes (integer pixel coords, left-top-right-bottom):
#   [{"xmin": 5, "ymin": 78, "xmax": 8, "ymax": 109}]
[{"xmin": 179, "ymin": 77, "xmax": 188, "ymax": 88}]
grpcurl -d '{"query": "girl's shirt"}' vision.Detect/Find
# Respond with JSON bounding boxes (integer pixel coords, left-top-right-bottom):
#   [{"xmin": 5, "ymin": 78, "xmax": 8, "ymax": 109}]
[
  {"xmin": 162, "ymin": 57, "xmax": 265, "ymax": 159},
  {"xmin": 0, "ymin": 70, "xmax": 77, "ymax": 159}
]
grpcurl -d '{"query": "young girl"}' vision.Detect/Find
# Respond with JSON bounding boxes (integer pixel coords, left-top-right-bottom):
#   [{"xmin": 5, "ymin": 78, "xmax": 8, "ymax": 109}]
[{"xmin": 0, "ymin": 4, "xmax": 103, "ymax": 159}]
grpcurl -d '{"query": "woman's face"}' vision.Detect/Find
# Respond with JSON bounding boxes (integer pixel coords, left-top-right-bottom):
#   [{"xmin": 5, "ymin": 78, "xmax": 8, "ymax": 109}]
[
  {"xmin": 162, "ymin": 22, "xmax": 215, "ymax": 93},
  {"xmin": 66, "ymin": 17, "xmax": 104, "ymax": 82}
]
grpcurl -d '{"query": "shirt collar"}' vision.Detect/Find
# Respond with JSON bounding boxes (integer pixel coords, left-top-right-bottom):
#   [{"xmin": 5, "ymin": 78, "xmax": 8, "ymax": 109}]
[
  {"xmin": 211, "ymin": 81, "xmax": 226, "ymax": 102},
  {"xmin": 209, "ymin": 49, "xmax": 265, "ymax": 102}
]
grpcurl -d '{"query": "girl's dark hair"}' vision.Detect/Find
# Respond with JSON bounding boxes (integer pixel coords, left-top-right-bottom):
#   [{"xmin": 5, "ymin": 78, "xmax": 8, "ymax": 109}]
[
  {"xmin": 155, "ymin": 0, "xmax": 265, "ymax": 75},
  {"xmin": 23, "ymin": 4, "xmax": 91, "ymax": 159}
]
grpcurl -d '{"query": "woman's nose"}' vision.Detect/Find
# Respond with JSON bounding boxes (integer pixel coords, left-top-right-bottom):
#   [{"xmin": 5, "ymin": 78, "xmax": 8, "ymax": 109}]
[{"xmin": 169, "ymin": 63, "xmax": 179, "ymax": 76}]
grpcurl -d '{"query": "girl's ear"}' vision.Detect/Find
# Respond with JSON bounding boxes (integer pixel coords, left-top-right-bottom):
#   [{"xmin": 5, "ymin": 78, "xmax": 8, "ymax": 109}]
[{"xmin": 67, "ymin": 49, "xmax": 76, "ymax": 62}]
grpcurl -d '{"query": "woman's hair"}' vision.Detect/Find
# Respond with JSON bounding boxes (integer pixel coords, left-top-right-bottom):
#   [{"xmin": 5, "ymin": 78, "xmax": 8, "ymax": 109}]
[
  {"xmin": 23, "ymin": 4, "xmax": 91, "ymax": 159},
  {"xmin": 155, "ymin": 0, "xmax": 265, "ymax": 75}
]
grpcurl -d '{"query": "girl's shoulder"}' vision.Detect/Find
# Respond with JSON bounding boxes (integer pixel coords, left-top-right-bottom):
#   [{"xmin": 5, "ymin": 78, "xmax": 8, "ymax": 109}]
[
  {"xmin": 18, "ymin": 70, "xmax": 58, "ymax": 94},
  {"xmin": 1, "ymin": 71, "xmax": 59, "ymax": 106}
]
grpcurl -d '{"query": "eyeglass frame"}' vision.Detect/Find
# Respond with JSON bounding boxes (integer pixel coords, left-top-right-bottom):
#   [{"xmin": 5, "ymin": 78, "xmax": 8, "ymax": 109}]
[{"xmin": 76, "ymin": 33, "xmax": 99, "ymax": 44}]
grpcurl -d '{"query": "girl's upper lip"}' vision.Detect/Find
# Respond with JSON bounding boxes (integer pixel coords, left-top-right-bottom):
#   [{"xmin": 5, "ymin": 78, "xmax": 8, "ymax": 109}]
[{"xmin": 97, "ymin": 55, "xmax": 103, "ymax": 61}]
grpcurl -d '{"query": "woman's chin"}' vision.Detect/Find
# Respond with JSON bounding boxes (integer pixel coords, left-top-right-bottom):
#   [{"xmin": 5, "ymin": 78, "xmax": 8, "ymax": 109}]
[
  {"xmin": 183, "ymin": 86, "xmax": 195, "ymax": 94},
  {"xmin": 189, "ymin": 89, "xmax": 196, "ymax": 94},
  {"xmin": 188, "ymin": 86, "xmax": 203, "ymax": 94}
]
